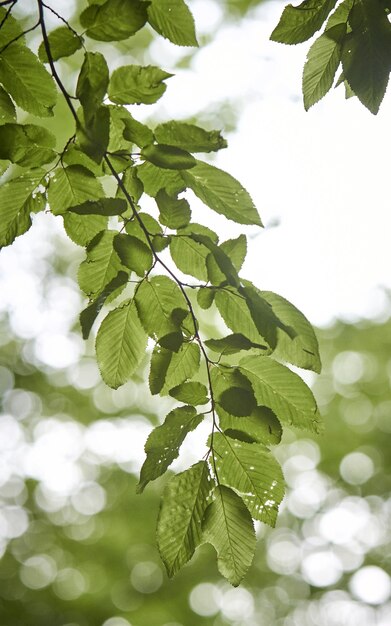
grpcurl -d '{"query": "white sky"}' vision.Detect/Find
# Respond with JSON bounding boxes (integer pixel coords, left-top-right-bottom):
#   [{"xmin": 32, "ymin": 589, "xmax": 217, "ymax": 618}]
[{"xmin": 152, "ymin": 0, "xmax": 391, "ymax": 327}]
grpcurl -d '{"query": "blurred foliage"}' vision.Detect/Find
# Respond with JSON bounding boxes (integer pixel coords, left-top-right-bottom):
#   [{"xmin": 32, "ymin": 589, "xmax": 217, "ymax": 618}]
[{"xmin": 1, "ymin": 268, "xmax": 391, "ymax": 624}]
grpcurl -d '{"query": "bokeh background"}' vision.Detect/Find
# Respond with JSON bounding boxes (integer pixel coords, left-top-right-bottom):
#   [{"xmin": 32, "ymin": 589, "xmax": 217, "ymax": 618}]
[{"xmin": 0, "ymin": 1, "xmax": 390, "ymax": 625}]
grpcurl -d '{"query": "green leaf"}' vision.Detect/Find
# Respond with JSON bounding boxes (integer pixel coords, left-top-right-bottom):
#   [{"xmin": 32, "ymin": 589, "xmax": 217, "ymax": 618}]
[
  {"xmin": 108, "ymin": 65, "xmax": 173, "ymax": 105},
  {"xmin": 0, "ymin": 44, "xmax": 57, "ymax": 117},
  {"xmin": 202, "ymin": 485, "xmax": 256, "ymax": 586},
  {"xmin": 212, "ymin": 433, "xmax": 285, "ymax": 526},
  {"xmin": 0, "ymin": 7, "xmax": 24, "ymax": 49},
  {"xmin": 76, "ymin": 52, "xmax": 109, "ymax": 123},
  {"xmin": 136, "ymin": 161, "xmax": 185, "ymax": 197},
  {"xmin": 170, "ymin": 224, "xmax": 218, "ymax": 281},
  {"xmin": 161, "ymin": 342, "xmax": 201, "ymax": 393},
  {"xmin": 181, "ymin": 161, "xmax": 262, "ymax": 226},
  {"xmin": 138, "ymin": 406, "xmax": 202, "ymax": 492},
  {"xmin": 147, "ymin": 0, "xmax": 198, "ymax": 46},
  {"xmin": 156, "ymin": 189, "xmax": 191, "ymax": 229},
  {"xmin": 0, "ymin": 123, "xmax": 56, "ymax": 167},
  {"xmin": 80, "ymin": 0, "xmax": 148, "ymax": 41},
  {"xmin": 239, "ymin": 354, "xmax": 323, "ymax": 433},
  {"xmin": 77, "ymin": 105, "xmax": 110, "ymax": 164},
  {"xmin": 117, "ymin": 167, "xmax": 144, "ymax": 205},
  {"xmin": 197, "ymin": 288, "xmax": 215, "ymax": 310},
  {"xmin": 78, "ymin": 230, "xmax": 126, "ymax": 300},
  {"xmin": 62, "ymin": 144, "xmax": 103, "ymax": 176},
  {"xmin": 190, "ymin": 233, "xmax": 240, "ymax": 288},
  {"xmin": 69, "ymin": 198, "xmax": 127, "ymax": 216},
  {"xmin": 239, "ymin": 284, "xmax": 293, "ymax": 350},
  {"xmin": 154, "ymin": 120, "xmax": 227, "ymax": 152},
  {"xmin": 122, "ymin": 114, "xmax": 155, "ymax": 148},
  {"xmin": 62, "ymin": 212, "xmax": 108, "ymax": 247},
  {"xmin": 303, "ymin": 25, "xmax": 346, "ymax": 110},
  {"xmin": 169, "ymin": 381, "xmax": 209, "ymax": 405},
  {"xmin": 341, "ymin": 0, "xmax": 391, "ymax": 114},
  {"xmin": 205, "ymin": 333, "xmax": 268, "ymax": 356},
  {"xmin": 141, "ymin": 143, "xmax": 196, "ymax": 170},
  {"xmin": 270, "ymin": 0, "xmax": 338, "ymax": 44},
  {"xmin": 214, "ymin": 287, "xmax": 271, "ymax": 348},
  {"xmin": 207, "ymin": 235, "xmax": 247, "ymax": 286},
  {"xmin": 0, "ymin": 173, "xmax": 42, "ymax": 247},
  {"xmin": 38, "ymin": 26, "xmax": 82, "ymax": 62},
  {"xmin": 149, "ymin": 344, "xmax": 173, "ymax": 395},
  {"xmin": 219, "ymin": 406, "xmax": 282, "ymax": 446},
  {"xmin": 113, "ymin": 233, "xmax": 153, "ymax": 277},
  {"xmin": 125, "ymin": 212, "xmax": 163, "ymax": 243},
  {"xmin": 210, "ymin": 365, "xmax": 257, "ymax": 418},
  {"xmin": 80, "ymin": 270, "xmax": 129, "ymax": 339},
  {"xmin": 260, "ymin": 291, "xmax": 321, "ymax": 373},
  {"xmin": 159, "ymin": 331, "xmax": 184, "ymax": 352},
  {"xmin": 135, "ymin": 275, "xmax": 185, "ymax": 340},
  {"xmin": 0, "ymin": 86, "xmax": 16, "ymax": 124},
  {"xmin": 48, "ymin": 165, "xmax": 104, "ymax": 215},
  {"xmin": 157, "ymin": 461, "xmax": 212, "ymax": 577},
  {"xmin": 96, "ymin": 298, "xmax": 147, "ymax": 389},
  {"xmin": 219, "ymin": 387, "xmax": 257, "ymax": 417}
]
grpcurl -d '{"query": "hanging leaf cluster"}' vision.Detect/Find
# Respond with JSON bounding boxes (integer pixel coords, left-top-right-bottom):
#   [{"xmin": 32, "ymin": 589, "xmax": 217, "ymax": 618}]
[
  {"xmin": 271, "ymin": 0, "xmax": 391, "ymax": 114},
  {"xmin": 0, "ymin": 0, "xmax": 322, "ymax": 585}
]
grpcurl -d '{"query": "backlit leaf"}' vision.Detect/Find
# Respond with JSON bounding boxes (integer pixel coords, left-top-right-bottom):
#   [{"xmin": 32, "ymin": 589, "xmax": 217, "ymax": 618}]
[
  {"xmin": 219, "ymin": 406, "xmax": 282, "ymax": 446},
  {"xmin": 215, "ymin": 287, "xmax": 271, "ymax": 348},
  {"xmin": 0, "ymin": 173, "xmax": 42, "ymax": 247},
  {"xmin": 141, "ymin": 143, "xmax": 196, "ymax": 170},
  {"xmin": 96, "ymin": 298, "xmax": 147, "ymax": 389},
  {"xmin": 138, "ymin": 405, "xmax": 202, "ymax": 492},
  {"xmin": 203, "ymin": 485, "xmax": 256, "ymax": 586},
  {"xmin": 0, "ymin": 123, "xmax": 56, "ymax": 167},
  {"xmin": 108, "ymin": 65, "xmax": 173, "ymax": 105},
  {"xmin": 156, "ymin": 189, "xmax": 191, "ymax": 229},
  {"xmin": 78, "ymin": 230, "xmax": 126, "ymax": 299},
  {"xmin": 239, "ymin": 354, "xmax": 323, "ymax": 433},
  {"xmin": 181, "ymin": 161, "xmax": 262, "ymax": 226},
  {"xmin": 113, "ymin": 233, "xmax": 153, "ymax": 277},
  {"xmin": 80, "ymin": 0, "xmax": 148, "ymax": 41},
  {"xmin": 76, "ymin": 52, "xmax": 109, "ymax": 123},
  {"xmin": 205, "ymin": 334, "xmax": 268, "ymax": 356},
  {"xmin": 0, "ymin": 86, "xmax": 16, "ymax": 124},
  {"xmin": 154, "ymin": 120, "xmax": 227, "ymax": 152},
  {"xmin": 162, "ymin": 342, "xmax": 201, "ymax": 393},
  {"xmin": 147, "ymin": 0, "xmax": 198, "ymax": 46},
  {"xmin": 48, "ymin": 165, "xmax": 103, "ymax": 215},
  {"xmin": 341, "ymin": 0, "xmax": 391, "ymax": 114},
  {"xmin": 69, "ymin": 198, "xmax": 127, "ymax": 216},
  {"xmin": 80, "ymin": 271, "xmax": 129, "ymax": 339},
  {"xmin": 0, "ymin": 44, "xmax": 57, "ymax": 117},
  {"xmin": 136, "ymin": 161, "xmax": 185, "ymax": 197},
  {"xmin": 261, "ymin": 291, "xmax": 321, "ymax": 372},
  {"xmin": 212, "ymin": 433, "xmax": 285, "ymax": 526},
  {"xmin": 38, "ymin": 26, "xmax": 82, "ymax": 62},
  {"xmin": 169, "ymin": 381, "xmax": 209, "ymax": 405},
  {"xmin": 157, "ymin": 461, "xmax": 212, "ymax": 577},
  {"xmin": 135, "ymin": 275, "xmax": 185, "ymax": 340},
  {"xmin": 270, "ymin": 0, "xmax": 338, "ymax": 44},
  {"xmin": 170, "ymin": 224, "xmax": 218, "ymax": 281}
]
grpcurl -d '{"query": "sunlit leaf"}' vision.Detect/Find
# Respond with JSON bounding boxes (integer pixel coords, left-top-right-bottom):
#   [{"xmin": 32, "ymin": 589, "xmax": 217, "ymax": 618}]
[
  {"xmin": 181, "ymin": 161, "xmax": 262, "ymax": 226},
  {"xmin": 141, "ymin": 143, "xmax": 196, "ymax": 170},
  {"xmin": 270, "ymin": 0, "xmax": 338, "ymax": 44},
  {"xmin": 147, "ymin": 0, "xmax": 198, "ymax": 46},
  {"xmin": 38, "ymin": 26, "xmax": 82, "ymax": 62},
  {"xmin": 78, "ymin": 230, "xmax": 126, "ymax": 300},
  {"xmin": 0, "ymin": 44, "xmax": 57, "ymax": 117},
  {"xmin": 239, "ymin": 355, "xmax": 323, "ymax": 433},
  {"xmin": 80, "ymin": 0, "xmax": 148, "ymax": 41},
  {"xmin": 113, "ymin": 233, "xmax": 153, "ymax": 277},
  {"xmin": 203, "ymin": 485, "xmax": 256, "ymax": 586},
  {"xmin": 169, "ymin": 381, "xmax": 209, "ymax": 405},
  {"xmin": 157, "ymin": 461, "xmax": 212, "ymax": 577},
  {"xmin": 212, "ymin": 433, "xmax": 285, "ymax": 526},
  {"xmin": 138, "ymin": 405, "xmax": 202, "ymax": 492},
  {"xmin": 108, "ymin": 65, "xmax": 173, "ymax": 105},
  {"xmin": 96, "ymin": 298, "xmax": 147, "ymax": 389},
  {"xmin": 135, "ymin": 276, "xmax": 185, "ymax": 340},
  {"xmin": 0, "ymin": 123, "xmax": 56, "ymax": 167},
  {"xmin": 48, "ymin": 165, "xmax": 103, "ymax": 215},
  {"xmin": 154, "ymin": 120, "xmax": 227, "ymax": 152}
]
